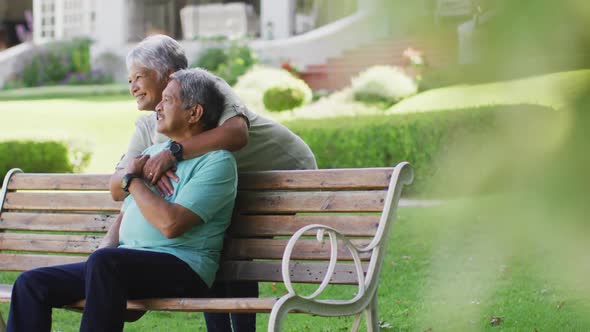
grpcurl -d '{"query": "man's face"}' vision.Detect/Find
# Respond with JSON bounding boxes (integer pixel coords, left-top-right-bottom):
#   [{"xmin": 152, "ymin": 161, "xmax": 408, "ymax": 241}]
[
  {"xmin": 155, "ymin": 80, "xmax": 191, "ymax": 136},
  {"xmin": 128, "ymin": 65, "xmax": 168, "ymax": 111}
]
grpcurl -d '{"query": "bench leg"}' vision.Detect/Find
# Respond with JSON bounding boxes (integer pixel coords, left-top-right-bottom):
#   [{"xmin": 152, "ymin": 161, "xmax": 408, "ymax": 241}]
[
  {"xmin": 0, "ymin": 311, "xmax": 6, "ymax": 332},
  {"xmin": 365, "ymin": 295, "xmax": 379, "ymax": 332}
]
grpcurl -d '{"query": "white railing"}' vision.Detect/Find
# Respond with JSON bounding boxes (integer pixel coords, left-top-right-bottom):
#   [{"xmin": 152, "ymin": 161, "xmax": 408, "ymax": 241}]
[{"xmin": 33, "ymin": 0, "xmax": 96, "ymax": 43}]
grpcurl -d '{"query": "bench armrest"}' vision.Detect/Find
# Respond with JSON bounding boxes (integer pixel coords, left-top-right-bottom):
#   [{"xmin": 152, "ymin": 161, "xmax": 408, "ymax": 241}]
[{"xmin": 281, "ymin": 224, "xmax": 368, "ymax": 301}]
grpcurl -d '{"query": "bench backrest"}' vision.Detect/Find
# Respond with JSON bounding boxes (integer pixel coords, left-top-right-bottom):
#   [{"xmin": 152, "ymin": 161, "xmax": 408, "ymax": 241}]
[{"xmin": 0, "ymin": 167, "xmax": 406, "ymax": 286}]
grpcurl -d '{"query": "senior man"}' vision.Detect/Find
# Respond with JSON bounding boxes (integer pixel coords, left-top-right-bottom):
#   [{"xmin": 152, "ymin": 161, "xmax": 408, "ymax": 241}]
[
  {"xmin": 6, "ymin": 68, "xmax": 236, "ymax": 332},
  {"xmin": 112, "ymin": 34, "xmax": 317, "ymax": 332}
]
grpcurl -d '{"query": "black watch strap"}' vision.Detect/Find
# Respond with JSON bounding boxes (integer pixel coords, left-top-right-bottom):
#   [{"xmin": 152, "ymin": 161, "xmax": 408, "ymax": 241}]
[
  {"xmin": 121, "ymin": 173, "xmax": 141, "ymax": 192},
  {"xmin": 169, "ymin": 141, "xmax": 184, "ymax": 161}
]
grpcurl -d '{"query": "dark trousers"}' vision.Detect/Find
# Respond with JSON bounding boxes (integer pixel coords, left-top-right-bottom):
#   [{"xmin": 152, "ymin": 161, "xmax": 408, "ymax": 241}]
[
  {"xmin": 7, "ymin": 247, "xmax": 209, "ymax": 332},
  {"xmin": 204, "ymin": 280, "xmax": 259, "ymax": 332}
]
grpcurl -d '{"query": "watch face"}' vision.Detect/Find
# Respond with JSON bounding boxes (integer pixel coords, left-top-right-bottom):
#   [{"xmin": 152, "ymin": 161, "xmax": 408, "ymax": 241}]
[
  {"xmin": 121, "ymin": 174, "xmax": 136, "ymax": 191},
  {"xmin": 169, "ymin": 141, "xmax": 183, "ymax": 161},
  {"xmin": 170, "ymin": 143, "xmax": 181, "ymax": 153},
  {"xmin": 121, "ymin": 176, "xmax": 129, "ymax": 190}
]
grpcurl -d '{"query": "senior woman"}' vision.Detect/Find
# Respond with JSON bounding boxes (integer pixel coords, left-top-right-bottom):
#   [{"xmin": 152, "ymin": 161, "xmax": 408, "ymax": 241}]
[{"xmin": 111, "ymin": 35, "xmax": 317, "ymax": 332}]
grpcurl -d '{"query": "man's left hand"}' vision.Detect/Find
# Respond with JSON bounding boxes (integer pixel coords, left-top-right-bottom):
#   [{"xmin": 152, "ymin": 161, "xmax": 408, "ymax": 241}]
[{"xmin": 125, "ymin": 154, "xmax": 150, "ymax": 177}]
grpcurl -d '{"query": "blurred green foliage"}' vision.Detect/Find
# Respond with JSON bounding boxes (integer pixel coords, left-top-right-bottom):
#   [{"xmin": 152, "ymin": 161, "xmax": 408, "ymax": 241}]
[
  {"xmin": 194, "ymin": 48, "xmax": 228, "ymax": 73},
  {"xmin": 371, "ymin": 0, "xmax": 590, "ymax": 325},
  {"xmin": 0, "ymin": 140, "xmax": 91, "ymax": 182},
  {"xmin": 193, "ymin": 42, "xmax": 256, "ymax": 86},
  {"xmin": 419, "ymin": 59, "xmax": 590, "ymax": 92},
  {"xmin": 5, "ymin": 38, "xmax": 112, "ymax": 89},
  {"xmin": 263, "ymin": 86, "xmax": 306, "ymax": 112}
]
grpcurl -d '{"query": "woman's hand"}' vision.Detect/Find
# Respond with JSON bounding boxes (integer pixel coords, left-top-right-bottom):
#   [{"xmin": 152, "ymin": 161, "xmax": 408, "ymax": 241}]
[
  {"xmin": 144, "ymin": 150, "xmax": 177, "ymax": 184},
  {"xmin": 154, "ymin": 169, "xmax": 178, "ymax": 197}
]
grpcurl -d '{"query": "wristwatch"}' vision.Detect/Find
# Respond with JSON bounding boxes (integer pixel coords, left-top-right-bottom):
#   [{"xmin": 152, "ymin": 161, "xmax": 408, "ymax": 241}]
[
  {"xmin": 121, "ymin": 173, "xmax": 141, "ymax": 192},
  {"xmin": 168, "ymin": 141, "xmax": 184, "ymax": 161}
]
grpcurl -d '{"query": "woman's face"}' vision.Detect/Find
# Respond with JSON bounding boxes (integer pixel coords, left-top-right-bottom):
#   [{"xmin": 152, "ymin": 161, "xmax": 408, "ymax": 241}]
[{"xmin": 128, "ymin": 65, "xmax": 168, "ymax": 111}]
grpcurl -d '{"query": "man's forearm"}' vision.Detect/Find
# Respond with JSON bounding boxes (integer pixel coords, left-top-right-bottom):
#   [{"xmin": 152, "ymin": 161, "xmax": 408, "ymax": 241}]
[
  {"xmin": 128, "ymin": 180, "xmax": 200, "ymax": 238},
  {"xmin": 109, "ymin": 170, "xmax": 128, "ymax": 201}
]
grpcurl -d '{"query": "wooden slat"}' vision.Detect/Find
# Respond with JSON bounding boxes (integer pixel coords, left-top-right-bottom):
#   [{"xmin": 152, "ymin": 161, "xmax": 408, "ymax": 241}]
[
  {"xmin": 236, "ymin": 191, "xmax": 387, "ymax": 213},
  {"xmin": 68, "ymin": 297, "xmax": 278, "ymax": 313},
  {"xmin": 0, "ymin": 253, "xmax": 87, "ymax": 271},
  {"xmin": 0, "ymin": 212, "xmax": 115, "ymax": 232},
  {"xmin": 224, "ymin": 239, "xmax": 372, "ymax": 261},
  {"xmin": 7, "ymin": 168, "xmax": 393, "ymax": 191},
  {"xmin": 1, "ymin": 285, "xmax": 277, "ymax": 313},
  {"xmin": 0, "ymin": 233, "xmax": 101, "ymax": 254},
  {"xmin": 238, "ymin": 168, "xmax": 392, "ymax": 190},
  {"xmin": 3, "ymin": 192, "xmax": 121, "ymax": 212},
  {"xmin": 8, "ymin": 173, "xmax": 110, "ymax": 190},
  {"xmin": 219, "ymin": 261, "xmax": 368, "ymax": 284},
  {"xmin": 229, "ymin": 215, "xmax": 380, "ymax": 237}
]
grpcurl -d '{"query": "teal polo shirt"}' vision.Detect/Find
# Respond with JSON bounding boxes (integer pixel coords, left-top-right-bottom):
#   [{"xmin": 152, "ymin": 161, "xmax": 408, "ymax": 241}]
[{"xmin": 118, "ymin": 141, "xmax": 237, "ymax": 287}]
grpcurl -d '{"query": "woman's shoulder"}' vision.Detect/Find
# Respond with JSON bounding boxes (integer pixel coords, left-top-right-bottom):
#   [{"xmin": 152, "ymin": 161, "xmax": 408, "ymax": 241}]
[{"xmin": 134, "ymin": 112, "xmax": 157, "ymax": 127}]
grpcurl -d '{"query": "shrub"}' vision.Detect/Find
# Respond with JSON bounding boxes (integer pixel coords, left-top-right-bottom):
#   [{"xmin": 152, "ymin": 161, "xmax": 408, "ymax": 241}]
[
  {"xmin": 192, "ymin": 42, "xmax": 256, "ymax": 86},
  {"xmin": 263, "ymin": 86, "xmax": 306, "ymax": 112},
  {"xmin": 62, "ymin": 70, "xmax": 112, "ymax": 86},
  {"xmin": 352, "ymin": 66, "xmax": 418, "ymax": 106},
  {"xmin": 234, "ymin": 65, "xmax": 312, "ymax": 112},
  {"xmin": 351, "ymin": 66, "xmax": 418, "ymax": 106},
  {"xmin": 285, "ymin": 104, "xmax": 556, "ymax": 196},
  {"xmin": 4, "ymin": 38, "xmax": 112, "ymax": 89},
  {"xmin": 195, "ymin": 48, "xmax": 228, "ymax": 72},
  {"xmin": 0, "ymin": 140, "xmax": 91, "ymax": 183}
]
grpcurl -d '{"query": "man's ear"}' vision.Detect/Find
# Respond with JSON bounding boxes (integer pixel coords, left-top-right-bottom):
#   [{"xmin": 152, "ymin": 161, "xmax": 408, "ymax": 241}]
[{"xmin": 188, "ymin": 104, "xmax": 204, "ymax": 124}]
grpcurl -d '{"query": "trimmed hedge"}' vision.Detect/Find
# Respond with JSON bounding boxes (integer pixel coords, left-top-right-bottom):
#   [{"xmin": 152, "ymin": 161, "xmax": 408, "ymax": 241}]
[
  {"xmin": 285, "ymin": 104, "xmax": 557, "ymax": 195},
  {"xmin": 0, "ymin": 140, "xmax": 91, "ymax": 183}
]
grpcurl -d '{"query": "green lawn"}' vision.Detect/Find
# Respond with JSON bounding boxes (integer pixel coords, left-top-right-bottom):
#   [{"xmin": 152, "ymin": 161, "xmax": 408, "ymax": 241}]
[
  {"xmin": 0, "ymin": 95, "xmax": 140, "ymax": 173},
  {"xmin": 0, "ymin": 84, "xmax": 129, "ymax": 101},
  {"xmin": 1, "ymin": 200, "xmax": 588, "ymax": 331},
  {"xmin": 388, "ymin": 70, "xmax": 590, "ymax": 113}
]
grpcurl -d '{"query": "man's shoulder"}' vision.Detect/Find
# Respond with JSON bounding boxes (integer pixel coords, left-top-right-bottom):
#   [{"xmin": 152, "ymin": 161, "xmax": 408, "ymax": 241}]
[
  {"xmin": 135, "ymin": 112, "xmax": 157, "ymax": 126},
  {"xmin": 198, "ymin": 150, "xmax": 237, "ymax": 174},
  {"xmin": 143, "ymin": 141, "xmax": 169, "ymax": 155},
  {"xmin": 179, "ymin": 149, "xmax": 236, "ymax": 171},
  {"xmin": 179, "ymin": 150, "xmax": 237, "ymax": 188},
  {"xmin": 202, "ymin": 149, "xmax": 236, "ymax": 164}
]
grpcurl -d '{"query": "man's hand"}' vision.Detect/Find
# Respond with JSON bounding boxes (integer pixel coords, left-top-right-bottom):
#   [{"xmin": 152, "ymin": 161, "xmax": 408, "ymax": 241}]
[{"xmin": 125, "ymin": 154, "xmax": 150, "ymax": 176}]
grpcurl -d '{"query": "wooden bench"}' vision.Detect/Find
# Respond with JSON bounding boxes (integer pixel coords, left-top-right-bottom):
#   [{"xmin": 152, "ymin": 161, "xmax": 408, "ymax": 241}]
[{"xmin": 0, "ymin": 162, "xmax": 413, "ymax": 331}]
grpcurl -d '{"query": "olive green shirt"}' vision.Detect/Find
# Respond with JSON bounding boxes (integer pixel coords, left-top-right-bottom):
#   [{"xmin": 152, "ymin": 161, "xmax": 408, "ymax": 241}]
[{"xmin": 116, "ymin": 76, "xmax": 317, "ymax": 172}]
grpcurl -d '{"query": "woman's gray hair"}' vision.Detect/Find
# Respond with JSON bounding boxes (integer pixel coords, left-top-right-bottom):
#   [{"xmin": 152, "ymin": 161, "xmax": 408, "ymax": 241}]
[
  {"xmin": 170, "ymin": 68, "xmax": 225, "ymax": 131},
  {"xmin": 126, "ymin": 34, "xmax": 188, "ymax": 79}
]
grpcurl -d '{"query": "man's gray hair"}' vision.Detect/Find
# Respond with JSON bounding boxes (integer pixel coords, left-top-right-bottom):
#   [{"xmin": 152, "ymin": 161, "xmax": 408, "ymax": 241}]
[
  {"xmin": 170, "ymin": 68, "xmax": 225, "ymax": 131},
  {"xmin": 126, "ymin": 34, "xmax": 188, "ymax": 79}
]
